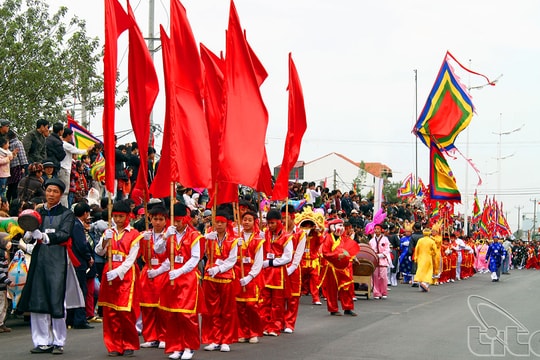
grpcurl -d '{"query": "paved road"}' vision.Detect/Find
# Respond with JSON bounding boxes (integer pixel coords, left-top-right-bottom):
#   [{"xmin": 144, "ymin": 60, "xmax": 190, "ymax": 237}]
[{"xmin": 2, "ymin": 270, "xmax": 540, "ymax": 360}]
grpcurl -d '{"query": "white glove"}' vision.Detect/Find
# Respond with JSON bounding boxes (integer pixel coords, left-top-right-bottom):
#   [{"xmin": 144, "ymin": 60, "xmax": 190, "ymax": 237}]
[
  {"xmin": 147, "ymin": 269, "xmax": 158, "ymax": 279},
  {"xmin": 207, "ymin": 266, "xmax": 220, "ymax": 277},
  {"xmin": 41, "ymin": 233, "xmax": 50, "ymax": 245},
  {"xmin": 105, "ymin": 229, "xmax": 114, "ymax": 240},
  {"xmin": 402, "ymin": 241, "xmax": 410, "ymax": 246},
  {"xmin": 239, "ymin": 275, "xmax": 252, "ymax": 287},
  {"xmin": 263, "ymin": 260, "xmax": 270, "ymax": 268},
  {"xmin": 165, "ymin": 226, "xmax": 177, "ymax": 238},
  {"xmin": 143, "ymin": 231, "xmax": 152, "ymax": 240},
  {"xmin": 106, "ymin": 270, "xmax": 119, "ymax": 281},
  {"xmin": 31, "ymin": 229, "xmax": 43, "ymax": 240},
  {"xmin": 23, "ymin": 231, "xmax": 33, "ymax": 241},
  {"xmin": 378, "ymin": 253, "xmax": 385, "ymax": 258},
  {"xmin": 169, "ymin": 268, "xmax": 183, "ymax": 280},
  {"xmin": 287, "ymin": 266, "xmax": 295, "ymax": 276},
  {"xmin": 501, "ymin": 255, "xmax": 505, "ymax": 260},
  {"xmin": 205, "ymin": 231, "xmax": 218, "ymax": 240}
]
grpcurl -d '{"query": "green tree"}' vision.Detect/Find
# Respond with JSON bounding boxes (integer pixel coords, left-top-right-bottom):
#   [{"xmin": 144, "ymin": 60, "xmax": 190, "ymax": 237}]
[
  {"xmin": 0, "ymin": 0, "xmax": 102, "ymax": 132},
  {"xmin": 383, "ymin": 181, "xmax": 401, "ymax": 204}
]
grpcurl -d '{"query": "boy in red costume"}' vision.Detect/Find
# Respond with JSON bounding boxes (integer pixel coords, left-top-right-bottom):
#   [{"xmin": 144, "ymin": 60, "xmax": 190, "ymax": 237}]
[
  {"xmin": 235, "ymin": 210, "xmax": 265, "ymax": 344},
  {"xmin": 95, "ymin": 200, "xmax": 141, "ymax": 357},
  {"xmin": 139, "ymin": 206, "xmax": 170, "ymax": 349},
  {"xmin": 155, "ymin": 203, "xmax": 203, "ymax": 360}
]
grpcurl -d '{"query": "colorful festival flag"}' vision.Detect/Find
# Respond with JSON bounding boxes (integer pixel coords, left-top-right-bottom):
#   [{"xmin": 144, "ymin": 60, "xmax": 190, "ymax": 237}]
[
  {"xmin": 429, "ymin": 141, "xmax": 461, "ymax": 202},
  {"xmin": 414, "ymin": 53, "xmax": 474, "ymax": 151},
  {"xmin": 472, "ymin": 190, "xmax": 481, "ymax": 221},
  {"xmin": 397, "ymin": 173, "xmax": 414, "ymax": 198},
  {"xmin": 67, "ymin": 118, "xmax": 102, "ymax": 150}
]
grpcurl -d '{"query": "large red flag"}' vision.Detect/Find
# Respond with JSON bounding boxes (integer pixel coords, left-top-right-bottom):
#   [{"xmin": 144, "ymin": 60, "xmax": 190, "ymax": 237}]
[
  {"xmin": 272, "ymin": 54, "xmax": 307, "ymax": 200},
  {"xmin": 257, "ymin": 152, "xmax": 273, "ymax": 196},
  {"xmin": 149, "ymin": 27, "xmax": 176, "ymax": 198},
  {"xmin": 127, "ymin": 2, "xmax": 159, "ymax": 197},
  {"xmin": 170, "ymin": 0, "xmax": 211, "ymax": 189},
  {"xmin": 200, "ymin": 44, "xmax": 238, "ymax": 206},
  {"xmin": 103, "ymin": 0, "xmax": 130, "ymax": 193},
  {"xmin": 219, "ymin": 0, "xmax": 268, "ymax": 188}
]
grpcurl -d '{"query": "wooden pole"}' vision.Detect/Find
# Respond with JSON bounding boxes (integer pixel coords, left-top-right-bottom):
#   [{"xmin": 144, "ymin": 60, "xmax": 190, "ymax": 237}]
[
  {"xmin": 170, "ymin": 182, "xmax": 175, "ymax": 285},
  {"xmin": 107, "ymin": 193, "xmax": 113, "ymax": 285},
  {"xmin": 234, "ymin": 202, "xmax": 245, "ymax": 292}
]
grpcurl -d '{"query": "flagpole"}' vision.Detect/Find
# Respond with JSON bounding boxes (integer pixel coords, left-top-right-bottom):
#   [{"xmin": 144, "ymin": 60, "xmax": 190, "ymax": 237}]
[{"xmin": 414, "ymin": 69, "xmax": 418, "ymax": 193}]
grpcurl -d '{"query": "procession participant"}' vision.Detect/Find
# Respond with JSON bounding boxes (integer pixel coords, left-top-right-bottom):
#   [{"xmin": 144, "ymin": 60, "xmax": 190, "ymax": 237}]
[
  {"xmin": 282, "ymin": 205, "xmax": 306, "ymax": 334},
  {"xmin": 407, "ymin": 222, "xmax": 424, "ymax": 287},
  {"xmin": 485, "ymin": 236, "xmax": 506, "ymax": 282},
  {"xmin": 155, "ymin": 203, "xmax": 203, "ymax": 360},
  {"xmin": 260, "ymin": 209, "xmax": 293, "ymax": 336},
  {"xmin": 95, "ymin": 200, "xmax": 141, "ymax": 357},
  {"xmin": 451, "ymin": 230, "xmax": 471, "ymax": 280},
  {"xmin": 475, "ymin": 239, "xmax": 489, "ymax": 273},
  {"xmin": 18, "ymin": 178, "xmax": 84, "ymax": 355},
  {"xmin": 448, "ymin": 234, "xmax": 458, "ymax": 282},
  {"xmin": 299, "ymin": 208, "xmax": 324, "ymax": 305},
  {"xmin": 387, "ymin": 223, "xmax": 400, "ymax": 287},
  {"xmin": 501, "ymin": 237, "xmax": 513, "ymax": 274},
  {"xmin": 399, "ymin": 221, "xmax": 414, "ymax": 284},
  {"xmin": 369, "ymin": 224, "xmax": 391, "ymax": 299},
  {"xmin": 440, "ymin": 236, "xmax": 452, "ymax": 283},
  {"xmin": 430, "ymin": 223, "xmax": 443, "ymax": 285},
  {"xmin": 139, "ymin": 206, "xmax": 170, "ymax": 349},
  {"xmin": 202, "ymin": 209, "xmax": 238, "ymax": 353},
  {"xmin": 318, "ymin": 218, "xmax": 358, "ymax": 316},
  {"xmin": 235, "ymin": 210, "xmax": 264, "ymax": 344},
  {"xmin": 413, "ymin": 227, "xmax": 438, "ymax": 292}
]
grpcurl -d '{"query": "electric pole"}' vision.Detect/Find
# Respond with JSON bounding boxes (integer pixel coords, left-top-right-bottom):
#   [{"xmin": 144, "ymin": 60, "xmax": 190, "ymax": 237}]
[{"xmin": 515, "ymin": 205, "xmax": 524, "ymax": 232}]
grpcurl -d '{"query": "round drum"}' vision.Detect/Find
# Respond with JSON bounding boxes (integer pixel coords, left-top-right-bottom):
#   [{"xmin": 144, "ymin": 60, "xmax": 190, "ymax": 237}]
[
  {"xmin": 353, "ymin": 243, "xmax": 379, "ymax": 276},
  {"xmin": 18, "ymin": 209, "xmax": 42, "ymax": 232}
]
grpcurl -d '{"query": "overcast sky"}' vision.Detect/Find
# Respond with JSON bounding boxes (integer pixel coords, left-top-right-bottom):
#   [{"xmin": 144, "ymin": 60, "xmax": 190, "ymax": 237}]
[{"xmin": 46, "ymin": 0, "xmax": 540, "ymax": 231}]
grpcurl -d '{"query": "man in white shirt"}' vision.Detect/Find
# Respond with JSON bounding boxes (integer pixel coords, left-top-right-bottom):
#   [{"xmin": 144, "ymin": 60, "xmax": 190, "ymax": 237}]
[{"xmin": 59, "ymin": 128, "xmax": 92, "ymax": 207}]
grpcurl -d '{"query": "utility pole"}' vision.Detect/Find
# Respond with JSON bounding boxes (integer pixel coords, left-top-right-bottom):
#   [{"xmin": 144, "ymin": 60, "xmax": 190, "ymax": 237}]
[
  {"xmin": 515, "ymin": 205, "xmax": 524, "ymax": 232},
  {"xmin": 531, "ymin": 198, "xmax": 537, "ymax": 237},
  {"xmin": 333, "ymin": 169, "xmax": 337, "ymax": 191}
]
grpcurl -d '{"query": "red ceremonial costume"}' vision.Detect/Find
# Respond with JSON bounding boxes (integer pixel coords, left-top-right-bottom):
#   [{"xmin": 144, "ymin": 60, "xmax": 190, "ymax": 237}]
[
  {"xmin": 260, "ymin": 225, "xmax": 293, "ymax": 335},
  {"xmin": 319, "ymin": 233, "xmax": 356, "ymax": 313},
  {"xmin": 156, "ymin": 226, "xmax": 203, "ymax": 355},
  {"xmin": 139, "ymin": 229, "xmax": 169, "ymax": 344},
  {"xmin": 301, "ymin": 230, "xmax": 322, "ymax": 304},
  {"xmin": 201, "ymin": 231, "xmax": 239, "ymax": 346},
  {"xmin": 284, "ymin": 229, "xmax": 306, "ymax": 331},
  {"xmin": 96, "ymin": 226, "xmax": 141, "ymax": 354},
  {"xmin": 235, "ymin": 231, "xmax": 265, "ymax": 340}
]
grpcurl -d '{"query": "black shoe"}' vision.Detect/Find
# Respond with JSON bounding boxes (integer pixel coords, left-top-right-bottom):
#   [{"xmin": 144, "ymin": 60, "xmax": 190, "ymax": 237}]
[
  {"xmin": 344, "ymin": 310, "xmax": 358, "ymax": 316},
  {"xmin": 502, "ymin": 272, "xmax": 510, "ymax": 275},
  {"xmin": 73, "ymin": 324, "xmax": 94, "ymax": 329},
  {"xmin": 123, "ymin": 349, "xmax": 134, "ymax": 357},
  {"xmin": 411, "ymin": 283, "xmax": 419, "ymax": 288},
  {"xmin": 108, "ymin": 351, "xmax": 122, "ymax": 357},
  {"xmin": 52, "ymin": 346, "xmax": 64, "ymax": 355},
  {"xmin": 31, "ymin": 345, "xmax": 53, "ymax": 354},
  {"xmin": 330, "ymin": 311, "xmax": 343, "ymax": 316}
]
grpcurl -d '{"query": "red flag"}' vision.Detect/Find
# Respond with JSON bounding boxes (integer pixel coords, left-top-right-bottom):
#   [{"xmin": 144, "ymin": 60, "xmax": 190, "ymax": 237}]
[
  {"xmin": 149, "ymin": 27, "xmax": 176, "ymax": 198},
  {"xmin": 200, "ymin": 44, "xmax": 238, "ymax": 206},
  {"xmin": 256, "ymin": 151, "xmax": 273, "ymax": 196},
  {"xmin": 103, "ymin": 0, "xmax": 130, "ymax": 193},
  {"xmin": 219, "ymin": 0, "xmax": 268, "ymax": 188},
  {"xmin": 272, "ymin": 54, "xmax": 307, "ymax": 200},
  {"xmin": 127, "ymin": 2, "xmax": 159, "ymax": 197},
  {"xmin": 169, "ymin": 0, "xmax": 211, "ymax": 188}
]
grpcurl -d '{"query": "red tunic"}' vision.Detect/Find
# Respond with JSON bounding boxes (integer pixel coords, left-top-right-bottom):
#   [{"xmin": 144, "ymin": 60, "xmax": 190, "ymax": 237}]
[
  {"xmin": 139, "ymin": 231, "xmax": 169, "ymax": 307},
  {"xmin": 158, "ymin": 228, "xmax": 203, "ymax": 313},
  {"xmin": 98, "ymin": 228, "xmax": 142, "ymax": 311},
  {"xmin": 235, "ymin": 232, "xmax": 265, "ymax": 302},
  {"xmin": 262, "ymin": 230, "xmax": 292, "ymax": 289}
]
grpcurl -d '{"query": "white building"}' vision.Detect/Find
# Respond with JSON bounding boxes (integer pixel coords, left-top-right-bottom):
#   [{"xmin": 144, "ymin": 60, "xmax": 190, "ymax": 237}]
[{"xmin": 273, "ymin": 152, "xmax": 392, "ymax": 196}]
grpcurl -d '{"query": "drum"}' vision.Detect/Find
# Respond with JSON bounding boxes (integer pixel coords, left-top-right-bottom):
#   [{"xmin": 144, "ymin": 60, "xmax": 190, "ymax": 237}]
[
  {"xmin": 18, "ymin": 209, "xmax": 42, "ymax": 232},
  {"xmin": 353, "ymin": 243, "xmax": 379, "ymax": 276}
]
